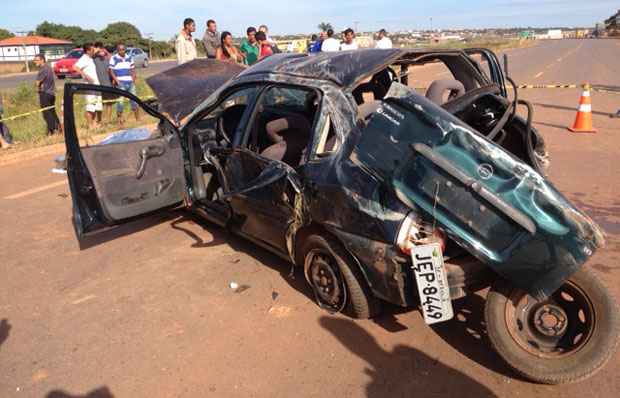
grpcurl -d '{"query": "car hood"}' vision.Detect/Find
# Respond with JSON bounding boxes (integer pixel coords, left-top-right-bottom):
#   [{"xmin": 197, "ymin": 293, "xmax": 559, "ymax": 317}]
[
  {"xmin": 146, "ymin": 59, "xmax": 245, "ymax": 123},
  {"xmin": 352, "ymin": 88, "xmax": 604, "ymax": 299}
]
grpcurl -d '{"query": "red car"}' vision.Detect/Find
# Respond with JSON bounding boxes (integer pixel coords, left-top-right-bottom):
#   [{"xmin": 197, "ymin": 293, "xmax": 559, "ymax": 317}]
[{"xmin": 53, "ymin": 48, "xmax": 84, "ymax": 79}]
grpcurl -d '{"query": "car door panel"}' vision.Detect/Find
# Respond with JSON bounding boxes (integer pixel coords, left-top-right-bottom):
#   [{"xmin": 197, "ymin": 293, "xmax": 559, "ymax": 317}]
[
  {"xmin": 214, "ymin": 148, "xmax": 298, "ymax": 253},
  {"xmin": 64, "ymin": 83, "xmax": 187, "ymax": 239},
  {"xmin": 80, "ymin": 136, "xmax": 185, "ymax": 220}
]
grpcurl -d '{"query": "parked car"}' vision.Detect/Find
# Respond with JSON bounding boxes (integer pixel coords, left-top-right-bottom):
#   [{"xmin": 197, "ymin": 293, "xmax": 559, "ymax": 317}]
[
  {"xmin": 125, "ymin": 47, "xmax": 149, "ymax": 68},
  {"xmin": 53, "ymin": 48, "xmax": 84, "ymax": 79},
  {"xmin": 62, "ymin": 49, "xmax": 619, "ymax": 384}
]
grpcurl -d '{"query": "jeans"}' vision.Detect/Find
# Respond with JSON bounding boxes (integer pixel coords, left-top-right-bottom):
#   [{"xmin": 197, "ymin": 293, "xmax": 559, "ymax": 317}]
[
  {"xmin": 39, "ymin": 92, "xmax": 60, "ymax": 134},
  {"xmin": 116, "ymin": 81, "xmax": 138, "ymax": 113}
]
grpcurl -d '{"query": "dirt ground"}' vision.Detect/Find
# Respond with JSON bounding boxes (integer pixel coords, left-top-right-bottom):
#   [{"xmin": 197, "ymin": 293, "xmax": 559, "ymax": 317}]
[{"xmin": 0, "ymin": 39, "xmax": 619, "ymax": 397}]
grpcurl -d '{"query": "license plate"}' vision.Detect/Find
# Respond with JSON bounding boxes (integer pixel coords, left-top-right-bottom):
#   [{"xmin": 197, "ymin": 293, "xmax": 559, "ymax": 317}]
[
  {"xmin": 411, "ymin": 243, "xmax": 454, "ymax": 324},
  {"xmin": 60, "ymin": 68, "xmax": 68, "ymax": 72}
]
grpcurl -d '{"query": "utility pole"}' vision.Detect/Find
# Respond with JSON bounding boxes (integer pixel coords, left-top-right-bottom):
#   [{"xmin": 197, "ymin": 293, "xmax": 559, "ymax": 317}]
[
  {"xmin": 16, "ymin": 31, "xmax": 30, "ymax": 73},
  {"xmin": 430, "ymin": 17, "xmax": 433, "ymax": 32},
  {"xmin": 145, "ymin": 33, "xmax": 153, "ymax": 59},
  {"xmin": 354, "ymin": 21, "xmax": 360, "ymax": 33}
]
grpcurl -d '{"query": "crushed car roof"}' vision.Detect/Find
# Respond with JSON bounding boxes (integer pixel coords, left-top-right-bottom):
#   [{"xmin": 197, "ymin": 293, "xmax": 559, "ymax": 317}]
[{"xmin": 146, "ymin": 59, "xmax": 245, "ymax": 122}]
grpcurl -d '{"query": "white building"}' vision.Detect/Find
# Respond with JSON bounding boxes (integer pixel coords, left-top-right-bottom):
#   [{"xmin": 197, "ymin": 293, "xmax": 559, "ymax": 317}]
[{"xmin": 0, "ymin": 36, "xmax": 73, "ymax": 62}]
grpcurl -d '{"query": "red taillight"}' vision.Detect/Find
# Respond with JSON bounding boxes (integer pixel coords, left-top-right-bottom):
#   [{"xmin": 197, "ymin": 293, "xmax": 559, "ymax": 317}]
[{"xmin": 396, "ymin": 213, "xmax": 446, "ymax": 255}]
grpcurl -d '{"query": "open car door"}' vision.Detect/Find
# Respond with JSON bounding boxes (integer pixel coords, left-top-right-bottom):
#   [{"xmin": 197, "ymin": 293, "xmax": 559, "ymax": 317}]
[{"xmin": 63, "ymin": 83, "xmax": 187, "ymax": 240}]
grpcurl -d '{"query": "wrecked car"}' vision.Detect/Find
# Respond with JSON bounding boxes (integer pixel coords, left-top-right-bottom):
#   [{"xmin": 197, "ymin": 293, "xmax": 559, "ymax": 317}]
[{"xmin": 63, "ymin": 49, "xmax": 619, "ymax": 384}]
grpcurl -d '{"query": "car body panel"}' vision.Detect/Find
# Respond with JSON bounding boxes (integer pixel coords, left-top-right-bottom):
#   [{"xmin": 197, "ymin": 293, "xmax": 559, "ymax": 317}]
[
  {"xmin": 352, "ymin": 90, "xmax": 604, "ymax": 299},
  {"xmin": 53, "ymin": 48, "xmax": 84, "ymax": 78}
]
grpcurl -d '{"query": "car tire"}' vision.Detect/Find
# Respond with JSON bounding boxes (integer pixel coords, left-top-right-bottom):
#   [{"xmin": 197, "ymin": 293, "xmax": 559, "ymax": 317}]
[
  {"xmin": 300, "ymin": 234, "xmax": 381, "ymax": 319},
  {"xmin": 485, "ymin": 268, "xmax": 620, "ymax": 384},
  {"xmin": 143, "ymin": 59, "xmax": 149, "ymax": 68}
]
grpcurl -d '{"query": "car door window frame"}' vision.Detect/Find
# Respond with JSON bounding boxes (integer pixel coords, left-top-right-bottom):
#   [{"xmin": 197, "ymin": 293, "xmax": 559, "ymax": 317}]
[{"xmin": 237, "ymin": 83, "xmax": 323, "ymax": 167}]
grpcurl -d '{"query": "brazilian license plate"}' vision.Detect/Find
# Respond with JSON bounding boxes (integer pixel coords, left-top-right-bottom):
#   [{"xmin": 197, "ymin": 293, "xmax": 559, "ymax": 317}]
[{"xmin": 411, "ymin": 243, "xmax": 454, "ymax": 325}]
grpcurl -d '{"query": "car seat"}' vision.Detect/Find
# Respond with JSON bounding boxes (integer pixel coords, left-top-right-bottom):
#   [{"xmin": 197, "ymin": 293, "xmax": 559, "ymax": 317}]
[
  {"xmin": 261, "ymin": 114, "xmax": 311, "ymax": 166},
  {"xmin": 425, "ymin": 79, "xmax": 466, "ymax": 105}
]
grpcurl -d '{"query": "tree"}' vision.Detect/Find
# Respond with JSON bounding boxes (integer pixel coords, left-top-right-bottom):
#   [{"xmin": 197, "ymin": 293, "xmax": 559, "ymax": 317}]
[
  {"xmin": 317, "ymin": 22, "xmax": 334, "ymax": 32},
  {"xmin": 0, "ymin": 29, "xmax": 15, "ymax": 40},
  {"xmin": 100, "ymin": 22, "xmax": 142, "ymax": 47},
  {"xmin": 35, "ymin": 21, "xmax": 97, "ymax": 45}
]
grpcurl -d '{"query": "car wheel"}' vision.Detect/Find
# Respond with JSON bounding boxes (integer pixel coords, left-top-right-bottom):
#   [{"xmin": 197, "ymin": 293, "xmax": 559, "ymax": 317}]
[
  {"xmin": 485, "ymin": 268, "xmax": 620, "ymax": 384},
  {"xmin": 143, "ymin": 59, "xmax": 149, "ymax": 68},
  {"xmin": 300, "ymin": 234, "xmax": 381, "ymax": 319}
]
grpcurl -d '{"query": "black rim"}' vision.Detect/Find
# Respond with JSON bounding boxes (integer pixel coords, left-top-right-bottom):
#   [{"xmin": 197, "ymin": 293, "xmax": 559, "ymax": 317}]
[
  {"xmin": 307, "ymin": 249, "xmax": 346, "ymax": 313},
  {"xmin": 505, "ymin": 280, "xmax": 595, "ymax": 358}
]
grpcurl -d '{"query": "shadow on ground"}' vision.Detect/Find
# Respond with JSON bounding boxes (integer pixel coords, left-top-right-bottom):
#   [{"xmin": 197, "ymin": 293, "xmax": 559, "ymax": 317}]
[
  {"xmin": 0, "ymin": 318, "xmax": 10, "ymax": 348},
  {"xmin": 320, "ymin": 316, "xmax": 498, "ymax": 397},
  {"xmin": 46, "ymin": 386, "xmax": 114, "ymax": 398}
]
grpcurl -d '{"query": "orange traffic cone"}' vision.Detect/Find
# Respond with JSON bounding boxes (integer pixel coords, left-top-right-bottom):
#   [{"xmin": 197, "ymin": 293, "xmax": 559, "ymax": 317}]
[{"xmin": 568, "ymin": 84, "xmax": 597, "ymax": 133}]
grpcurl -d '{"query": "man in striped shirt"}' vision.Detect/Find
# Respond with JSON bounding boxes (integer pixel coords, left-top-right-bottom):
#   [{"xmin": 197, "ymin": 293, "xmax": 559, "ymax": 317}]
[{"xmin": 109, "ymin": 43, "xmax": 139, "ymax": 125}]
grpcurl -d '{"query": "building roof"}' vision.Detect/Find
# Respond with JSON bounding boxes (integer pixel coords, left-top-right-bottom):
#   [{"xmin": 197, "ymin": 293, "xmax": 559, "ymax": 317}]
[{"xmin": 0, "ymin": 35, "xmax": 72, "ymax": 47}]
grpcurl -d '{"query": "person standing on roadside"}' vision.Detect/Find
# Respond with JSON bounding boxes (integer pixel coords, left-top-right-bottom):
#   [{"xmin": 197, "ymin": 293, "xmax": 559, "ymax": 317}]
[
  {"xmin": 340, "ymin": 28, "xmax": 358, "ymax": 51},
  {"xmin": 74, "ymin": 43, "xmax": 102, "ymax": 130},
  {"xmin": 216, "ymin": 32, "xmax": 245, "ymax": 64},
  {"xmin": 202, "ymin": 19, "xmax": 219, "ymax": 59},
  {"xmin": 0, "ymin": 93, "xmax": 13, "ymax": 149},
  {"xmin": 255, "ymin": 31, "xmax": 273, "ymax": 60},
  {"xmin": 93, "ymin": 42, "xmax": 114, "ymax": 123},
  {"xmin": 375, "ymin": 29, "xmax": 393, "ymax": 49},
  {"xmin": 176, "ymin": 18, "xmax": 197, "ymax": 65},
  {"xmin": 240, "ymin": 27, "xmax": 260, "ymax": 66},
  {"xmin": 321, "ymin": 29, "xmax": 340, "ymax": 52},
  {"xmin": 33, "ymin": 53, "xmax": 61, "ymax": 135},
  {"xmin": 109, "ymin": 43, "xmax": 139, "ymax": 126},
  {"xmin": 259, "ymin": 25, "xmax": 280, "ymax": 53}
]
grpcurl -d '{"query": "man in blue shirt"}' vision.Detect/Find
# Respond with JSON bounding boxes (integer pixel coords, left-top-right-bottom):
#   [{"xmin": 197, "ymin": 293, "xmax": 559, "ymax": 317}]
[{"xmin": 109, "ymin": 43, "xmax": 139, "ymax": 125}]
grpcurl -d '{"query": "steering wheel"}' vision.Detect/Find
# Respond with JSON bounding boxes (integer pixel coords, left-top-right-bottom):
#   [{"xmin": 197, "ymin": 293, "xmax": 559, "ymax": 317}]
[{"xmin": 441, "ymin": 84, "xmax": 501, "ymax": 115}]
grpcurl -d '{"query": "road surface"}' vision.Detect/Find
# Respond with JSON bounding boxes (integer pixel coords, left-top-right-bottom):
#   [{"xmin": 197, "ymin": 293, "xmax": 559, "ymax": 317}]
[
  {"xmin": 0, "ymin": 60, "xmax": 178, "ymax": 91},
  {"xmin": 0, "ymin": 39, "xmax": 619, "ymax": 398}
]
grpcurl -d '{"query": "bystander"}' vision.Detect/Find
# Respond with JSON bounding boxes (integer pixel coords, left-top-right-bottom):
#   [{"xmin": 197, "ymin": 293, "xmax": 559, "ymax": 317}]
[
  {"xmin": 240, "ymin": 27, "xmax": 260, "ymax": 66},
  {"xmin": 375, "ymin": 29, "xmax": 393, "ymax": 49},
  {"xmin": 203, "ymin": 19, "xmax": 219, "ymax": 59},
  {"xmin": 176, "ymin": 18, "xmax": 198, "ymax": 65},
  {"xmin": 340, "ymin": 28, "xmax": 358, "ymax": 51},
  {"xmin": 93, "ymin": 42, "xmax": 115, "ymax": 123},
  {"xmin": 216, "ymin": 32, "xmax": 245, "ymax": 64},
  {"xmin": 321, "ymin": 29, "xmax": 340, "ymax": 52},
  {"xmin": 33, "ymin": 53, "xmax": 61, "ymax": 135},
  {"xmin": 74, "ymin": 44, "xmax": 102, "ymax": 129},
  {"xmin": 256, "ymin": 31, "xmax": 274, "ymax": 60},
  {"xmin": 0, "ymin": 93, "xmax": 12, "ymax": 149},
  {"xmin": 109, "ymin": 43, "xmax": 139, "ymax": 126}
]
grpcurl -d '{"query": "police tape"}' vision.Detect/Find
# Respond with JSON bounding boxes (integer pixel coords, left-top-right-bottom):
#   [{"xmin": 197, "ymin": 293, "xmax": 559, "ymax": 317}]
[{"xmin": 0, "ymin": 95, "xmax": 156, "ymax": 124}]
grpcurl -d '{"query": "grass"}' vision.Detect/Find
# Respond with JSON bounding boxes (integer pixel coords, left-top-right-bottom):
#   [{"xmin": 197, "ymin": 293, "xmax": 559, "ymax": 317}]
[{"xmin": 1, "ymin": 79, "xmax": 155, "ymax": 152}]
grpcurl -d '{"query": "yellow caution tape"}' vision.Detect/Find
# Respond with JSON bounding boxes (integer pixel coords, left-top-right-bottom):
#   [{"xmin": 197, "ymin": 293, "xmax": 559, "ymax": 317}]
[{"xmin": 0, "ymin": 95, "xmax": 156, "ymax": 123}]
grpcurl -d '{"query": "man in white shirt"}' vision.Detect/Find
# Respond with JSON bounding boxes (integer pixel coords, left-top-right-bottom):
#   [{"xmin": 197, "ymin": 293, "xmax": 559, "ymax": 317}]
[
  {"xmin": 321, "ymin": 29, "xmax": 341, "ymax": 52},
  {"xmin": 340, "ymin": 28, "xmax": 359, "ymax": 51},
  {"xmin": 375, "ymin": 29, "xmax": 393, "ymax": 49},
  {"xmin": 74, "ymin": 43, "xmax": 102, "ymax": 129}
]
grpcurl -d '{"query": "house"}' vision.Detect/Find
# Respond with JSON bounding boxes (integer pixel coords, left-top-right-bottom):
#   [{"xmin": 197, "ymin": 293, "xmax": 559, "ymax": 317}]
[{"xmin": 0, "ymin": 35, "xmax": 73, "ymax": 62}]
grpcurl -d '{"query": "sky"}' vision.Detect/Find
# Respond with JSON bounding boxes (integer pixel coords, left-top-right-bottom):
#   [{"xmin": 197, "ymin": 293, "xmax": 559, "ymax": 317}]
[{"xmin": 3, "ymin": 0, "xmax": 618, "ymax": 40}]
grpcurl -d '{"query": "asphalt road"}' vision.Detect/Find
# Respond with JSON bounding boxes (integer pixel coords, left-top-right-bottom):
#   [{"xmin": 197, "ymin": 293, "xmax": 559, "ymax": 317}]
[
  {"xmin": 0, "ymin": 60, "xmax": 178, "ymax": 91},
  {"xmin": 1, "ymin": 39, "xmax": 619, "ymax": 398}
]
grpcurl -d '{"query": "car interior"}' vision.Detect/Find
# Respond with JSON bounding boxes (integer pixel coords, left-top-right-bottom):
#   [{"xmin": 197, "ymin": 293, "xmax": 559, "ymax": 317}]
[{"xmin": 187, "ymin": 85, "xmax": 334, "ymax": 206}]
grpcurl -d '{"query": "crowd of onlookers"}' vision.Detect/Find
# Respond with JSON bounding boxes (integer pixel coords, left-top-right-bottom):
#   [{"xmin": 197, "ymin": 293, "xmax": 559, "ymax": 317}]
[
  {"xmin": 174, "ymin": 17, "xmax": 393, "ymax": 66},
  {"xmin": 0, "ymin": 19, "xmax": 396, "ymax": 150}
]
